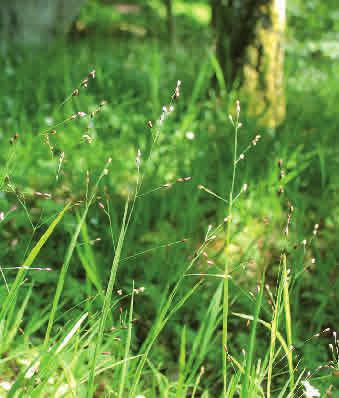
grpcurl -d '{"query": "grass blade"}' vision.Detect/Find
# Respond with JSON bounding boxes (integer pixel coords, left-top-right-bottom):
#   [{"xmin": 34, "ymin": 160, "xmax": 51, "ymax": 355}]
[
  {"xmin": 0, "ymin": 202, "xmax": 70, "ymax": 323},
  {"xmin": 43, "ymin": 206, "xmax": 90, "ymax": 347},
  {"xmin": 129, "ymin": 280, "xmax": 202, "ymax": 397},
  {"xmin": 175, "ymin": 325, "xmax": 187, "ymax": 398},
  {"xmin": 76, "ymin": 216, "xmax": 103, "ymax": 295},
  {"xmin": 267, "ymin": 258, "xmax": 284, "ymax": 398},
  {"xmin": 56, "ymin": 312, "xmax": 88, "ymax": 353},
  {"xmin": 118, "ymin": 281, "xmax": 135, "ymax": 398},
  {"xmin": 44, "ymin": 160, "xmax": 111, "ymax": 348},
  {"xmin": 232, "ymin": 312, "xmax": 290, "ymax": 360},
  {"xmin": 241, "ymin": 273, "xmax": 265, "ymax": 398},
  {"xmin": 86, "ymin": 200, "xmax": 129, "ymax": 397},
  {"xmin": 282, "ymin": 253, "xmax": 294, "ymax": 392}
]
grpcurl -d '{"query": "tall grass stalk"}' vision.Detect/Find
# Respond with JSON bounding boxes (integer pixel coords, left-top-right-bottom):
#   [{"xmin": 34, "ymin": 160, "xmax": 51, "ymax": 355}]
[
  {"xmin": 267, "ymin": 257, "xmax": 284, "ymax": 398},
  {"xmin": 76, "ymin": 217, "xmax": 104, "ymax": 296},
  {"xmin": 282, "ymin": 253, "xmax": 294, "ymax": 392},
  {"xmin": 191, "ymin": 365, "xmax": 204, "ymax": 398},
  {"xmin": 86, "ymin": 200, "xmax": 129, "ymax": 397},
  {"xmin": 223, "ymin": 101, "xmax": 240, "ymax": 396},
  {"xmin": 86, "ymin": 81, "xmax": 181, "ymax": 396},
  {"xmin": 128, "ymin": 221, "xmax": 226, "ymax": 396},
  {"xmin": 175, "ymin": 325, "xmax": 187, "ymax": 398},
  {"xmin": 44, "ymin": 159, "xmax": 112, "ymax": 348},
  {"xmin": 232, "ymin": 312, "xmax": 291, "ymax": 363},
  {"xmin": 118, "ymin": 281, "xmax": 135, "ymax": 398},
  {"xmin": 0, "ymin": 202, "xmax": 70, "ymax": 328},
  {"xmin": 241, "ymin": 272, "xmax": 265, "ymax": 397},
  {"xmin": 184, "ymin": 283, "xmax": 222, "ymax": 385},
  {"xmin": 129, "ymin": 279, "xmax": 202, "ymax": 397}
]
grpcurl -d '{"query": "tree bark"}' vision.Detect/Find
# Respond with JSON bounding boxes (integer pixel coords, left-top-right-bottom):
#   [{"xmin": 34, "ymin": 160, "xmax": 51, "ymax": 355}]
[
  {"xmin": 212, "ymin": 0, "xmax": 286, "ymax": 128},
  {"xmin": 0, "ymin": 0, "xmax": 87, "ymax": 45}
]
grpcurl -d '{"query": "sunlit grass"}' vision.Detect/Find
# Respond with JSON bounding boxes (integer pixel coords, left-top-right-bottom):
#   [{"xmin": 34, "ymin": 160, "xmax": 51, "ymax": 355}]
[{"xmin": 174, "ymin": 1, "xmax": 211, "ymax": 24}]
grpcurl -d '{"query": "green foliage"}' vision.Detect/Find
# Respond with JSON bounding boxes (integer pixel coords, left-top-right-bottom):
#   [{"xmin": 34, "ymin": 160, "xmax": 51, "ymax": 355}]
[{"xmin": 0, "ymin": 1, "xmax": 338, "ymax": 396}]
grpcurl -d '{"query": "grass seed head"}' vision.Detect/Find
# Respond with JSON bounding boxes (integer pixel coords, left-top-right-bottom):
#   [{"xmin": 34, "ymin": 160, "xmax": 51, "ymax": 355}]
[
  {"xmin": 88, "ymin": 69, "xmax": 96, "ymax": 79},
  {"xmin": 252, "ymin": 134, "xmax": 261, "ymax": 145},
  {"xmin": 80, "ymin": 78, "xmax": 89, "ymax": 88},
  {"xmin": 236, "ymin": 99, "xmax": 240, "ymax": 114},
  {"xmin": 83, "ymin": 134, "xmax": 93, "ymax": 144},
  {"xmin": 172, "ymin": 79, "xmax": 181, "ymax": 100},
  {"xmin": 9, "ymin": 133, "xmax": 19, "ymax": 144}
]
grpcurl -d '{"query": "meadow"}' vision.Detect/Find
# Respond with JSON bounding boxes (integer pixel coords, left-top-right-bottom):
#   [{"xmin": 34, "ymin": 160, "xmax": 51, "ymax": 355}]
[{"xmin": 0, "ymin": 1, "xmax": 338, "ymax": 396}]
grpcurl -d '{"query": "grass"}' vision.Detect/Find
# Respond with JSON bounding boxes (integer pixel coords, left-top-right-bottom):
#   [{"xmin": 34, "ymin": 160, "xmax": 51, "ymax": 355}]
[
  {"xmin": 222, "ymin": 101, "xmax": 240, "ymax": 396},
  {"xmin": 87, "ymin": 199, "xmax": 129, "ymax": 397},
  {"xmin": 44, "ymin": 159, "xmax": 112, "ymax": 348},
  {"xmin": 241, "ymin": 272, "xmax": 265, "ymax": 397},
  {"xmin": 0, "ymin": 3, "xmax": 338, "ymax": 396}
]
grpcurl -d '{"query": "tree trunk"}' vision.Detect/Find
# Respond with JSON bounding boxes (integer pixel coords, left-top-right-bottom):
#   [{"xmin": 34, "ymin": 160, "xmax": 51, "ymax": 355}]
[
  {"xmin": 212, "ymin": 0, "xmax": 286, "ymax": 128},
  {"xmin": 0, "ymin": 0, "xmax": 87, "ymax": 46}
]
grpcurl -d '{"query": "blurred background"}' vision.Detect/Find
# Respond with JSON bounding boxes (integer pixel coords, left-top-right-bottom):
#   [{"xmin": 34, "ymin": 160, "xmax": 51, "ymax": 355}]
[{"xmin": 0, "ymin": 0, "xmax": 338, "ymax": 395}]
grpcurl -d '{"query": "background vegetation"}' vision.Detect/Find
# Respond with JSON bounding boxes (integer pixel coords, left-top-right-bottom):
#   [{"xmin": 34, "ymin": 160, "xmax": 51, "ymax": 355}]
[{"xmin": 0, "ymin": 0, "xmax": 338, "ymax": 396}]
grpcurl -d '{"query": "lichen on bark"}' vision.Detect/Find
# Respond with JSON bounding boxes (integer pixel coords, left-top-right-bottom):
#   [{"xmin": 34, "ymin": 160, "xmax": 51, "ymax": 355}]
[
  {"xmin": 242, "ymin": 0, "xmax": 285, "ymax": 128},
  {"xmin": 212, "ymin": 0, "xmax": 286, "ymax": 128}
]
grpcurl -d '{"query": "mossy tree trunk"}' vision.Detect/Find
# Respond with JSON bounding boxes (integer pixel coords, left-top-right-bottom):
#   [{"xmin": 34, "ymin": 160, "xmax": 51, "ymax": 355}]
[
  {"xmin": 0, "ymin": 0, "xmax": 87, "ymax": 46},
  {"xmin": 212, "ymin": 0, "xmax": 286, "ymax": 128}
]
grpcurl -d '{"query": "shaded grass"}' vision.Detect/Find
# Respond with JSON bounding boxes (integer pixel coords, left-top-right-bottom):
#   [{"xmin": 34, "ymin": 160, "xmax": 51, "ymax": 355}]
[{"xmin": 0, "ymin": 14, "xmax": 337, "ymax": 395}]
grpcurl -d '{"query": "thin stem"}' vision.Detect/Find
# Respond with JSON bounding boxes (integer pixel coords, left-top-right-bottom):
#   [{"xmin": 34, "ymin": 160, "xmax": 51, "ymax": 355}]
[
  {"xmin": 267, "ymin": 257, "xmax": 284, "ymax": 398},
  {"xmin": 44, "ymin": 159, "xmax": 111, "ymax": 348},
  {"xmin": 223, "ymin": 105, "xmax": 240, "ymax": 396},
  {"xmin": 282, "ymin": 253, "xmax": 294, "ymax": 392},
  {"xmin": 118, "ymin": 281, "xmax": 135, "ymax": 397}
]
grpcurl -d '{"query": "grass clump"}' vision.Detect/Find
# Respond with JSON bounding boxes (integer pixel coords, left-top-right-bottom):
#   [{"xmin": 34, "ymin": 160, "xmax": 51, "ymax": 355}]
[{"xmin": 0, "ymin": 20, "xmax": 337, "ymax": 396}]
